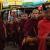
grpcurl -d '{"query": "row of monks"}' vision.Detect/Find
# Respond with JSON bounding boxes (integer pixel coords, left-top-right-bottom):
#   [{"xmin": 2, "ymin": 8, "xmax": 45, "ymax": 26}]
[{"xmin": 0, "ymin": 9, "xmax": 50, "ymax": 50}]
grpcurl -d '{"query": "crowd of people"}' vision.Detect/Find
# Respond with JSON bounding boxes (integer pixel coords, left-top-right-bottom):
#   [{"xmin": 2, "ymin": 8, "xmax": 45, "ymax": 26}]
[{"xmin": 0, "ymin": 8, "xmax": 50, "ymax": 50}]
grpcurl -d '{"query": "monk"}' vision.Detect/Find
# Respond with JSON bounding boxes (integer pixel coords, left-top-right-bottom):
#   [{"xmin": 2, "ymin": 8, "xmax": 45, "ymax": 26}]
[
  {"xmin": 38, "ymin": 8, "xmax": 50, "ymax": 50},
  {"xmin": 0, "ymin": 12, "xmax": 5, "ymax": 50}
]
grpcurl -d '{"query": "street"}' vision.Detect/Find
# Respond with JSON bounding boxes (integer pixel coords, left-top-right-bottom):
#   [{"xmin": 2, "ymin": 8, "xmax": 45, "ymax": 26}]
[{"xmin": 4, "ymin": 42, "xmax": 19, "ymax": 50}]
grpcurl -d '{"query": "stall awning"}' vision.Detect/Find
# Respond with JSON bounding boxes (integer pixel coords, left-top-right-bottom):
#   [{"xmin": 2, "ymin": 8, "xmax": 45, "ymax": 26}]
[{"xmin": 22, "ymin": 0, "xmax": 47, "ymax": 8}]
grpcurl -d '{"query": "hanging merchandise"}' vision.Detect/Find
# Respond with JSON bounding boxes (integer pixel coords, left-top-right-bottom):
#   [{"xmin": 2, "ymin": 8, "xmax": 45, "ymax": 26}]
[{"xmin": 38, "ymin": 5, "xmax": 43, "ymax": 10}]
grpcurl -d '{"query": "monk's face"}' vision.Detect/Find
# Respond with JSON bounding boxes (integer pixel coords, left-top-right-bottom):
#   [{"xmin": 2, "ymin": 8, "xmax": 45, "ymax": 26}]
[
  {"xmin": 21, "ymin": 14, "xmax": 25, "ymax": 19},
  {"xmin": 21, "ymin": 14, "xmax": 28, "ymax": 20},
  {"xmin": 11, "ymin": 11, "xmax": 16, "ymax": 17},
  {"xmin": 31, "ymin": 12, "xmax": 39, "ymax": 19},
  {"xmin": 24, "ymin": 14, "xmax": 28, "ymax": 20},
  {"xmin": 33, "ymin": 13, "xmax": 39, "ymax": 17}
]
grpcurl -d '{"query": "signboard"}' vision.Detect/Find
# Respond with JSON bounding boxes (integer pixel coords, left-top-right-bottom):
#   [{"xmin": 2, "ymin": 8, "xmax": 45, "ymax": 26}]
[
  {"xmin": 6, "ymin": 0, "xmax": 23, "ymax": 5},
  {"xmin": 15, "ymin": 0, "xmax": 23, "ymax": 5},
  {"xmin": 23, "ymin": 0, "xmax": 32, "ymax": 2},
  {"xmin": 0, "ymin": 3, "xmax": 2, "ymax": 10},
  {"xmin": 3, "ymin": 2, "xmax": 9, "ymax": 7},
  {"xmin": 10, "ymin": 5, "xmax": 22, "ymax": 10},
  {"xmin": 2, "ymin": 0, "xmax": 48, "ymax": 8}
]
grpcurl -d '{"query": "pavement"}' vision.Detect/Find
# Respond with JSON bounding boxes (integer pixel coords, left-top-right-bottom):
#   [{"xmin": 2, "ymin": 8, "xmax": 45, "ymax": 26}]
[{"xmin": 4, "ymin": 42, "xmax": 20, "ymax": 50}]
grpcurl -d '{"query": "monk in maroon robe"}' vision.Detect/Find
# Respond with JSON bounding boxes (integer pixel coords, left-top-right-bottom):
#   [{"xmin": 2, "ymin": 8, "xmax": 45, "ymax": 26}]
[
  {"xmin": 6, "ymin": 20, "xmax": 15, "ymax": 45},
  {"xmin": 13, "ymin": 18, "xmax": 20, "ymax": 45},
  {"xmin": 18, "ymin": 13, "xmax": 29, "ymax": 48},
  {"xmin": 23, "ymin": 9, "xmax": 39, "ymax": 37},
  {"xmin": 22, "ymin": 10, "xmax": 39, "ymax": 50},
  {"xmin": 0, "ymin": 13, "xmax": 5, "ymax": 50},
  {"xmin": 38, "ymin": 9, "xmax": 50, "ymax": 50}
]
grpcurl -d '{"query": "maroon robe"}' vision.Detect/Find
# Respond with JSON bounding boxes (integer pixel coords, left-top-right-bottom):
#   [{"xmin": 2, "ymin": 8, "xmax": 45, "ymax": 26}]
[
  {"xmin": 0, "ymin": 17, "xmax": 5, "ymax": 49},
  {"xmin": 19, "ymin": 19, "xmax": 28, "ymax": 48},
  {"xmin": 8, "ymin": 22, "xmax": 14, "ymax": 35},
  {"xmin": 13, "ymin": 21, "xmax": 19, "ymax": 33},
  {"xmin": 6, "ymin": 22, "xmax": 10, "ymax": 34},
  {"xmin": 38, "ymin": 18, "xmax": 50, "ymax": 50},
  {"xmin": 0, "ymin": 19, "xmax": 5, "ymax": 40},
  {"xmin": 6, "ymin": 22, "xmax": 14, "ymax": 40},
  {"xmin": 13, "ymin": 21, "xmax": 19, "ymax": 40},
  {"xmin": 23, "ymin": 18, "xmax": 38, "ymax": 37}
]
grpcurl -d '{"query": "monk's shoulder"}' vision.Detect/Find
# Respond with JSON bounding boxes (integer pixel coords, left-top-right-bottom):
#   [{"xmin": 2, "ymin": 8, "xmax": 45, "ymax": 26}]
[{"xmin": 38, "ymin": 19, "xmax": 45, "ymax": 26}]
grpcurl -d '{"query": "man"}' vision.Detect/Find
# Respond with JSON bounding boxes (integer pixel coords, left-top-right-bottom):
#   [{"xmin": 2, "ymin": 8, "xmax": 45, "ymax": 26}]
[{"xmin": 38, "ymin": 8, "xmax": 50, "ymax": 50}]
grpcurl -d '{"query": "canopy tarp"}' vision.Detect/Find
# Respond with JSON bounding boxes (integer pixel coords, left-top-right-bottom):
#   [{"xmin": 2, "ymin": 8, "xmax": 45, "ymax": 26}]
[
  {"xmin": 22, "ymin": 0, "xmax": 47, "ymax": 8},
  {"xmin": 3, "ymin": 0, "xmax": 22, "ymax": 5},
  {"xmin": 22, "ymin": 2, "xmax": 43, "ymax": 8}
]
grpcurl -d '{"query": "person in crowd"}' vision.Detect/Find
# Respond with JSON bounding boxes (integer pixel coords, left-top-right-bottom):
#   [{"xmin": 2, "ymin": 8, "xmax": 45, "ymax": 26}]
[
  {"xmin": 38, "ymin": 11, "xmax": 45, "ymax": 20},
  {"xmin": 6, "ymin": 10, "xmax": 15, "ymax": 46},
  {"xmin": 3, "ymin": 10, "xmax": 8, "ymax": 22},
  {"xmin": 0, "ymin": 11, "xmax": 5, "ymax": 50},
  {"xmin": 38, "ymin": 8, "xmax": 50, "ymax": 50},
  {"xmin": 8, "ymin": 10, "xmax": 15, "ymax": 22},
  {"xmin": 18, "ymin": 13, "xmax": 29, "ymax": 48},
  {"xmin": 21, "ymin": 9, "xmax": 39, "ymax": 50},
  {"xmin": 6, "ymin": 20, "xmax": 10, "ymax": 45},
  {"xmin": 13, "ymin": 15, "xmax": 21, "ymax": 47},
  {"xmin": 31, "ymin": 9, "xmax": 40, "ymax": 35}
]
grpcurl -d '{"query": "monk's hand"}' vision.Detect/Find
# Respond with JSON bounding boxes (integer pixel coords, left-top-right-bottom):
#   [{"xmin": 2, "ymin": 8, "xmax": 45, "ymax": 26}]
[
  {"xmin": 25, "ymin": 36, "xmax": 37, "ymax": 43},
  {"xmin": 22, "ymin": 37, "xmax": 26, "ymax": 46}
]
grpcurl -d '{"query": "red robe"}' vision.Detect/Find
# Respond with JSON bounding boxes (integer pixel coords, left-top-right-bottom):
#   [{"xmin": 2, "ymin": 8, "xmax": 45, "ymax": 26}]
[
  {"xmin": 0, "ymin": 21, "xmax": 5, "ymax": 40},
  {"xmin": 13, "ymin": 21, "xmax": 19, "ymax": 39},
  {"xmin": 23, "ymin": 18, "xmax": 38, "ymax": 37},
  {"xmin": 0, "ymin": 19, "xmax": 5, "ymax": 49},
  {"xmin": 20, "ymin": 19, "xmax": 29, "ymax": 38},
  {"xmin": 19, "ymin": 19, "xmax": 28, "ymax": 48},
  {"xmin": 38, "ymin": 18, "xmax": 50, "ymax": 50},
  {"xmin": 20, "ymin": 19, "xmax": 27, "ymax": 31},
  {"xmin": 6, "ymin": 22, "xmax": 10, "ymax": 34},
  {"xmin": 6, "ymin": 22, "xmax": 14, "ymax": 38},
  {"xmin": 9, "ymin": 23, "xmax": 14, "ymax": 34}
]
